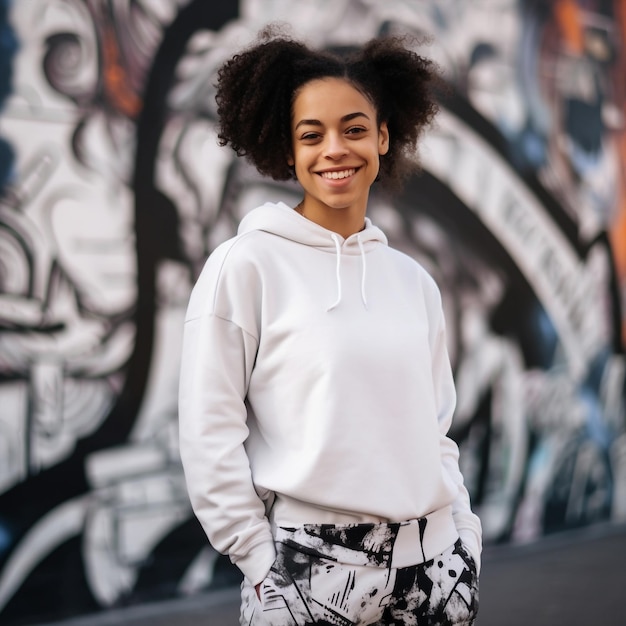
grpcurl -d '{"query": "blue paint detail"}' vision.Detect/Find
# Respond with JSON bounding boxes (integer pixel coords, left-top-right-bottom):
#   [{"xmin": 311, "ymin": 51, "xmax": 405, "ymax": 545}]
[
  {"xmin": 0, "ymin": 518, "xmax": 14, "ymax": 555},
  {"xmin": 529, "ymin": 303, "xmax": 558, "ymax": 368},
  {"xmin": 0, "ymin": 0, "xmax": 18, "ymax": 192}
]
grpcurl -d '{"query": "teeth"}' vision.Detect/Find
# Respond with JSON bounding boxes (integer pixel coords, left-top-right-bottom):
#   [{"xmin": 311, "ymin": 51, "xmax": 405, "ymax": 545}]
[{"xmin": 321, "ymin": 169, "xmax": 356, "ymax": 180}]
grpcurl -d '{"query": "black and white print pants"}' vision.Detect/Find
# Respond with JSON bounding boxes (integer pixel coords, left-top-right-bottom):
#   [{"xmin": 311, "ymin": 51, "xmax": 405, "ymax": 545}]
[{"xmin": 240, "ymin": 521, "xmax": 479, "ymax": 625}]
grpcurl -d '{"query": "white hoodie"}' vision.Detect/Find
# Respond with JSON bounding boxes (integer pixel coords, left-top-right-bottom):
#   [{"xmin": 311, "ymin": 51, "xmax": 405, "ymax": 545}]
[{"xmin": 179, "ymin": 202, "xmax": 482, "ymax": 586}]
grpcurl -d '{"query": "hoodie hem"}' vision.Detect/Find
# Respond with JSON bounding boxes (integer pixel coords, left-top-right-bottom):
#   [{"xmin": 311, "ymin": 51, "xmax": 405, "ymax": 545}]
[{"xmin": 273, "ymin": 505, "xmax": 458, "ymax": 570}]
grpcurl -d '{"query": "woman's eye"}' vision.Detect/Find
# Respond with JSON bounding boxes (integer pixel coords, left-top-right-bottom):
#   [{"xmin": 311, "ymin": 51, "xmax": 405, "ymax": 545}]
[
  {"xmin": 346, "ymin": 127, "xmax": 366, "ymax": 135},
  {"xmin": 301, "ymin": 132, "xmax": 320, "ymax": 141}
]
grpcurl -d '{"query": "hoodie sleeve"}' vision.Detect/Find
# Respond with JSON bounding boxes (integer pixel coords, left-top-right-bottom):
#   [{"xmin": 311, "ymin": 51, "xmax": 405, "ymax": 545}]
[
  {"xmin": 178, "ymin": 240, "xmax": 276, "ymax": 585},
  {"xmin": 426, "ymin": 276, "xmax": 483, "ymax": 574}
]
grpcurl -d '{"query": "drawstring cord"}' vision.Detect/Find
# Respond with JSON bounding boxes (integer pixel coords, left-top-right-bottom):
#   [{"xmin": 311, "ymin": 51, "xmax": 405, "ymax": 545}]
[
  {"xmin": 327, "ymin": 233, "xmax": 343, "ymax": 311},
  {"xmin": 357, "ymin": 234, "xmax": 368, "ymax": 310},
  {"xmin": 327, "ymin": 233, "xmax": 368, "ymax": 311}
]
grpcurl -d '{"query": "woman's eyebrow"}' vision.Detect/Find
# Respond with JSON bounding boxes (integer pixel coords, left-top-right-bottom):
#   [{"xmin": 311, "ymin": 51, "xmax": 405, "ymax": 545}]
[
  {"xmin": 294, "ymin": 112, "xmax": 370, "ymax": 130},
  {"xmin": 342, "ymin": 112, "xmax": 370, "ymax": 123}
]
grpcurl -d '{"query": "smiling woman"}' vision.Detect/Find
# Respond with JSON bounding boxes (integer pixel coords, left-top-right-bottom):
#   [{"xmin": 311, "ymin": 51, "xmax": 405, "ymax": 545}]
[{"xmin": 179, "ymin": 25, "xmax": 482, "ymax": 626}]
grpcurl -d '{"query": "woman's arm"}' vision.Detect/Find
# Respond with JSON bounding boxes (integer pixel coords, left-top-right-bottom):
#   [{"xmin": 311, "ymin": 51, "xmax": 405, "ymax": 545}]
[
  {"xmin": 178, "ymin": 248, "xmax": 276, "ymax": 586},
  {"xmin": 428, "ymin": 282, "xmax": 483, "ymax": 572}
]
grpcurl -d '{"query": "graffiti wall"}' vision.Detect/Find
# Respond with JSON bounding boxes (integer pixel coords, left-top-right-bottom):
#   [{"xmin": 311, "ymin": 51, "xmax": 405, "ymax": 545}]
[{"xmin": 0, "ymin": 0, "xmax": 624, "ymax": 623}]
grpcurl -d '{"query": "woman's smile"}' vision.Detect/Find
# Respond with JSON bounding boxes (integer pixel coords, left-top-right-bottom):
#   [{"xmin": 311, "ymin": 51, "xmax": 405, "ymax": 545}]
[{"xmin": 318, "ymin": 167, "xmax": 358, "ymax": 180}]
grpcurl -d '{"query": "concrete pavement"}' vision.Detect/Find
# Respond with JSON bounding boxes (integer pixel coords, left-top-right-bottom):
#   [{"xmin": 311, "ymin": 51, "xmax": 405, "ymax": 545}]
[{"xmin": 37, "ymin": 521, "xmax": 626, "ymax": 626}]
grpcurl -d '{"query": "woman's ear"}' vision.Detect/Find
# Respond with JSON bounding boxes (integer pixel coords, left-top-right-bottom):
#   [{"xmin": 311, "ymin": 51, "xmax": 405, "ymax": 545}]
[
  {"xmin": 378, "ymin": 122, "xmax": 389, "ymax": 156},
  {"xmin": 287, "ymin": 154, "xmax": 294, "ymax": 167}
]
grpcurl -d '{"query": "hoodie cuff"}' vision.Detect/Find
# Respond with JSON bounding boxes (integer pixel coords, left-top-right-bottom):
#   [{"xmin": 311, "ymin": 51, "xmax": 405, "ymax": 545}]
[
  {"xmin": 458, "ymin": 528, "xmax": 482, "ymax": 576},
  {"xmin": 234, "ymin": 539, "xmax": 277, "ymax": 586}
]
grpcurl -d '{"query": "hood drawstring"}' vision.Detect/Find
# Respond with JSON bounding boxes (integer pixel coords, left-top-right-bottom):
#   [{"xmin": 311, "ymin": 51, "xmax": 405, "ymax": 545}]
[
  {"xmin": 327, "ymin": 234, "xmax": 343, "ymax": 311},
  {"xmin": 326, "ymin": 233, "xmax": 369, "ymax": 311},
  {"xmin": 357, "ymin": 234, "xmax": 368, "ymax": 310}
]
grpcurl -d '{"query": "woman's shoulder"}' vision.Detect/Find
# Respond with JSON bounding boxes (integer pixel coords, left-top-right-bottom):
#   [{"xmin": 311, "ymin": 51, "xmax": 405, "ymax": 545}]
[
  {"xmin": 206, "ymin": 227, "xmax": 277, "ymax": 271},
  {"xmin": 384, "ymin": 244, "xmax": 437, "ymax": 282},
  {"xmin": 186, "ymin": 231, "xmax": 269, "ymax": 322}
]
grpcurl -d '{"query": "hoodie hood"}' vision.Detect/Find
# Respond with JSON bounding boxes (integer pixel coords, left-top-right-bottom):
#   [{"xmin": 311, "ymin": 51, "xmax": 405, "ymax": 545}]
[
  {"xmin": 238, "ymin": 202, "xmax": 388, "ymax": 251},
  {"xmin": 238, "ymin": 202, "xmax": 388, "ymax": 310}
]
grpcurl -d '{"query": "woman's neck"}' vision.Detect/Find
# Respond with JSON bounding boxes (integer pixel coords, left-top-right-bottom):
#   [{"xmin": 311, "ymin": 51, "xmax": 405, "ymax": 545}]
[{"xmin": 295, "ymin": 198, "xmax": 367, "ymax": 239}]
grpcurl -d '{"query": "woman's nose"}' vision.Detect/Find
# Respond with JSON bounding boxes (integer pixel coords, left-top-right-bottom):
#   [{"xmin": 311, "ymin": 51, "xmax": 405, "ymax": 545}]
[{"xmin": 323, "ymin": 133, "xmax": 349, "ymax": 159}]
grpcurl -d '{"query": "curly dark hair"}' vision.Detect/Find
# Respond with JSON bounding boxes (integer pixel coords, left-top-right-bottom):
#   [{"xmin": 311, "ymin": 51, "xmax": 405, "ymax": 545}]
[{"xmin": 215, "ymin": 26, "xmax": 440, "ymax": 190}]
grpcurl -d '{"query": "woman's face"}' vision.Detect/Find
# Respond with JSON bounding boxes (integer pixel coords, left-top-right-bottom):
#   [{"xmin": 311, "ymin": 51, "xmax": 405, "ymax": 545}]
[{"xmin": 289, "ymin": 77, "xmax": 389, "ymax": 219}]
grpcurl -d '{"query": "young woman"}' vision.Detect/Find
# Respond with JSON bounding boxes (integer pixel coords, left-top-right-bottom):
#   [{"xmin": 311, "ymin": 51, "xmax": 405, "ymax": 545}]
[{"xmin": 179, "ymin": 27, "xmax": 482, "ymax": 626}]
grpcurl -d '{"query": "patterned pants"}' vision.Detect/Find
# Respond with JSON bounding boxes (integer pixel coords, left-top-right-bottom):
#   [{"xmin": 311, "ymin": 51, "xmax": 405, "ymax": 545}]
[{"xmin": 240, "ymin": 521, "xmax": 479, "ymax": 625}]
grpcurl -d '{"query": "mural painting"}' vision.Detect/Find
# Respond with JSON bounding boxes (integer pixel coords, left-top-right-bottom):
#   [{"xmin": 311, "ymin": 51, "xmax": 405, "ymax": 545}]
[{"xmin": 0, "ymin": 0, "xmax": 624, "ymax": 623}]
